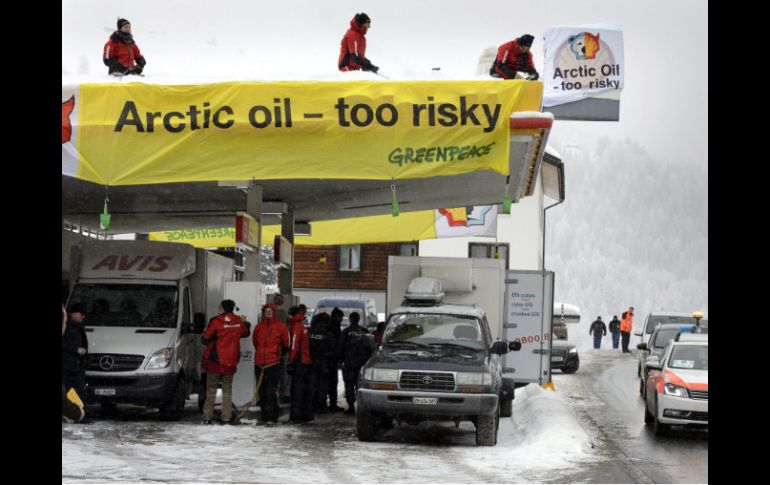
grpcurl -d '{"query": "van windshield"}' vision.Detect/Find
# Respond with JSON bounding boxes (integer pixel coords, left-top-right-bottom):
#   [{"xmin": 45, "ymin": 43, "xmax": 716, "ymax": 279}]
[
  {"xmin": 383, "ymin": 313, "xmax": 485, "ymax": 350},
  {"xmin": 69, "ymin": 283, "xmax": 178, "ymax": 328}
]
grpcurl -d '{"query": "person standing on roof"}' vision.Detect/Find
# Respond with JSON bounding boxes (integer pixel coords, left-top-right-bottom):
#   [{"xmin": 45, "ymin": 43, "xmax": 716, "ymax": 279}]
[
  {"xmin": 490, "ymin": 34, "xmax": 539, "ymax": 80},
  {"xmin": 620, "ymin": 307, "xmax": 634, "ymax": 353},
  {"xmin": 608, "ymin": 315, "xmax": 621, "ymax": 349},
  {"xmin": 287, "ymin": 306, "xmax": 314, "ymax": 424},
  {"xmin": 201, "ymin": 300, "xmax": 251, "ymax": 425},
  {"xmin": 103, "ymin": 18, "xmax": 146, "ymax": 76},
  {"xmin": 252, "ymin": 303, "xmax": 289, "ymax": 426},
  {"xmin": 589, "ymin": 316, "xmax": 607, "ymax": 349},
  {"xmin": 339, "ymin": 13, "xmax": 379, "ymax": 73}
]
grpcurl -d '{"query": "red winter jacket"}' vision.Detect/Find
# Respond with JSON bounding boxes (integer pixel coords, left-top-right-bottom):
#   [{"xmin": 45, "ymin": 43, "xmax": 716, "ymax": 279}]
[
  {"xmin": 288, "ymin": 312, "xmax": 312, "ymax": 365},
  {"xmin": 338, "ymin": 18, "xmax": 368, "ymax": 71},
  {"xmin": 252, "ymin": 303, "xmax": 290, "ymax": 366},
  {"xmin": 202, "ymin": 312, "xmax": 250, "ymax": 375},
  {"xmin": 495, "ymin": 39, "xmax": 535, "ymax": 79},
  {"xmin": 103, "ymin": 32, "xmax": 145, "ymax": 73}
]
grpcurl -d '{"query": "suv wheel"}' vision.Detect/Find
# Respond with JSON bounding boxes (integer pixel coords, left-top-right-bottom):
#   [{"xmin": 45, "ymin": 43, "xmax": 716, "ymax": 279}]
[
  {"xmin": 644, "ymin": 401, "xmax": 654, "ymax": 424},
  {"xmin": 475, "ymin": 409, "xmax": 498, "ymax": 446},
  {"xmin": 356, "ymin": 409, "xmax": 381, "ymax": 442},
  {"xmin": 652, "ymin": 398, "xmax": 669, "ymax": 436},
  {"xmin": 639, "ymin": 376, "xmax": 645, "ymax": 397},
  {"xmin": 562, "ymin": 362, "xmax": 579, "ymax": 374}
]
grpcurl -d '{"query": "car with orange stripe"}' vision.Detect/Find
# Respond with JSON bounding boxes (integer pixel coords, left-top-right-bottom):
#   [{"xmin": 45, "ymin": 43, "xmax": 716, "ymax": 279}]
[{"xmin": 643, "ymin": 333, "xmax": 707, "ymax": 435}]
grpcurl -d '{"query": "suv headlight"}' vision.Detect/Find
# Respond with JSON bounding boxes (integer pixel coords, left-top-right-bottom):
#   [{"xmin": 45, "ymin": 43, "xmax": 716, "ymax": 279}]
[
  {"xmin": 457, "ymin": 372, "xmax": 492, "ymax": 385},
  {"xmin": 365, "ymin": 368, "xmax": 398, "ymax": 382},
  {"xmin": 568, "ymin": 347, "xmax": 578, "ymax": 353},
  {"xmin": 664, "ymin": 383, "xmax": 688, "ymax": 397},
  {"xmin": 145, "ymin": 348, "xmax": 173, "ymax": 370}
]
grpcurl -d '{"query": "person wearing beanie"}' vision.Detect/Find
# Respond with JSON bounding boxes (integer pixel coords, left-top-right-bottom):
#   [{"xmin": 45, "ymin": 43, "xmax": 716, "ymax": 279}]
[
  {"xmin": 490, "ymin": 34, "xmax": 539, "ymax": 80},
  {"xmin": 608, "ymin": 315, "xmax": 622, "ymax": 349},
  {"xmin": 103, "ymin": 18, "xmax": 147, "ymax": 76},
  {"xmin": 589, "ymin": 316, "xmax": 607, "ymax": 350},
  {"xmin": 62, "ymin": 303, "xmax": 88, "ymax": 402},
  {"xmin": 338, "ymin": 12, "xmax": 379, "ymax": 73}
]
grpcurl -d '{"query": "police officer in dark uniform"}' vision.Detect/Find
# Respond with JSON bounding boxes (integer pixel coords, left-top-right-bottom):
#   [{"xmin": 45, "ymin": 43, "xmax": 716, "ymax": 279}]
[
  {"xmin": 308, "ymin": 312, "xmax": 335, "ymax": 414},
  {"xmin": 338, "ymin": 312, "xmax": 374, "ymax": 414},
  {"xmin": 326, "ymin": 307, "xmax": 344, "ymax": 412}
]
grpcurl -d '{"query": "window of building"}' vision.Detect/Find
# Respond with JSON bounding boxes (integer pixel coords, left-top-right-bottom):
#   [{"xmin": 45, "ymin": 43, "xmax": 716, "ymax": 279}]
[
  {"xmin": 339, "ymin": 245, "xmax": 361, "ymax": 271},
  {"xmin": 468, "ymin": 242, "xmax": 509, "ymax": 268},
  {"xmin": 400, "ymin": 243, "xmax": 418, "ymax": 256}
]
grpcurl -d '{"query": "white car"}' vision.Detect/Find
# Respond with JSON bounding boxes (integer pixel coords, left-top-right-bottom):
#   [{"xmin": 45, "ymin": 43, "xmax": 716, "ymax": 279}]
[{"xmin": 644, "ymin": 333, "xmax": 708, "ymax": 435}]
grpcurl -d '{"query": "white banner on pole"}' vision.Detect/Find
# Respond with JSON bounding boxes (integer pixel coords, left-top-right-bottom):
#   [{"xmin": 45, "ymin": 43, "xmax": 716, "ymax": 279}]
[{"xmin": 542, "ymin": 23, "xmax": 624, "ymax": 107}]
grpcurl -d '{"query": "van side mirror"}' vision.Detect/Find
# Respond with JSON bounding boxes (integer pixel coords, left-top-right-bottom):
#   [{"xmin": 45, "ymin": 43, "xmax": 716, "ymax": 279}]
[
  {"xmin": 194, "ymin": 313, "xmax": 206, "ymax": 333},
  {"xmin": 508, "ymin": 341, "xmax": 522, "ymax": 351},
  {"xmin": 645, "ymin": 357, "xmax": 662, "ymax": 371}
]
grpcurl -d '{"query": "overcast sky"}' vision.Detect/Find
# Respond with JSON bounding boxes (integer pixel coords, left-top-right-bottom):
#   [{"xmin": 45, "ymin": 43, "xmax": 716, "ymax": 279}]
[{"xmin": 62, "ymin": 0, "xmax": 707, "ymax": 167}]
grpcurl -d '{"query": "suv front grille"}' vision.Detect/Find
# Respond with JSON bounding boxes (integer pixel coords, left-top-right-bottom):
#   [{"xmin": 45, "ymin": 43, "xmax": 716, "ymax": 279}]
[
  {"xmin": 87, "ymin": 353, "xmax": 145, "ymax": 372},
  {"xmin": 689, "ymin": 390, "xmax": 708, "ymax": 400},
  {"xmin": 399, "ymin": 371, "xmax": 455, "ymax": 391},
  {"xmin": 551, "ymin": 348, "xmax": 567, "ymax": 358}
]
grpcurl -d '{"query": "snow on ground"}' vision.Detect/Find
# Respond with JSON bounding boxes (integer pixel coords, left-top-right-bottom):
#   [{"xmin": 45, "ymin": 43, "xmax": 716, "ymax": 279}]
[{"xmin": 62, "ymin": 378, "xmax": 602, "ymax": 483}]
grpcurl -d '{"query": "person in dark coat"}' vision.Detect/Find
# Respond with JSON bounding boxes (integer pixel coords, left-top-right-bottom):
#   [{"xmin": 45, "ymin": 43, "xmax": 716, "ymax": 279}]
[
  {"xmin": 490, "ymin": 34, "xmax": 539, "ymax": 80},
  {"xmin": 103, "ymin": 18, "xmax": 147, "ymax": 75},
  {"xmin": 326, "ymin": 307, "xmax": 344, "ymax": 412},
  {"xmin": 308, "ymin": 312, "xmax": 335, "ymax": 413},
  {"xmin": 608, "ymin": 315, "xmax": 621, "ymax": 349},
  {"xmin": 62, "ymin": 303, "xmax": 89, "ymax": 401},
  {"xmin": 338, "ymin": 13, "xmax": 379, "ymax": 72},
  {"xmin": 372, "ymin": 321, "xmax": 386, "ymax": 345},
  {"xmin": 589, "ymin": 316, "xmax": 607, "ymax": 349},
  {"xmin": 338, "ymin": 312, "xmax": 374, "ymax": 414},
  {"xmin": 62, "ymin": 305, "xmax": 85, "ymax": 423},
  {"xmin": 287, "ymin": 306, "xmax": 314, "ymax": 424}
]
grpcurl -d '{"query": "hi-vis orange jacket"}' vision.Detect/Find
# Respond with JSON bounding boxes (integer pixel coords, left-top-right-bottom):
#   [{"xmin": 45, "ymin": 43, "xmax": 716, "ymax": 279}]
[{"xmin": 620, "ymin": 312, "xmax": 633, "ymax": 333}]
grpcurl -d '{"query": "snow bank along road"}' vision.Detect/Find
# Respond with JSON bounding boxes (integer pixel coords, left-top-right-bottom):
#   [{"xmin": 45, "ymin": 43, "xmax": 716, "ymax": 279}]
[{"xmin": 63, "ymin": 373, "xmax": 602, "ymax": 483}]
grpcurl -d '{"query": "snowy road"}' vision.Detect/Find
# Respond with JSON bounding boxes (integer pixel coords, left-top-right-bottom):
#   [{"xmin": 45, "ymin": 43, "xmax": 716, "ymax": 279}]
[
  {"xmin": 62, "ymin": 374, "xmax": 601, "ymax": 483},
  {"xmin": 551, "ymin": 349, "xmax": 708, "ymax": 483},
  {"xmin": 62, "ymin": 351, "xmax": 706, "ymax": 483}
]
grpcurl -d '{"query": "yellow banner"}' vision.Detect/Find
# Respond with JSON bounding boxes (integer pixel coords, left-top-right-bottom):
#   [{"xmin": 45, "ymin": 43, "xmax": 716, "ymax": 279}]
[
  {"xmin": 74, "ymin": 81, "xmax": 542, "ymax": 185},
  {"xmin": 149, "ymin": 211, "xmax": 437, "ymax": 248},
  {"xmin": 148, "ymin": 227, "xmax": 236, "ymax": 248}
]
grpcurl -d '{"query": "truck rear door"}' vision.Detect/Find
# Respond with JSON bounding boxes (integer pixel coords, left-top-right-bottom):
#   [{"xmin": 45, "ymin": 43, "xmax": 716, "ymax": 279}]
[{"xmin": 502, "ymin": 270, "xmax": 554, "ymax": 385}]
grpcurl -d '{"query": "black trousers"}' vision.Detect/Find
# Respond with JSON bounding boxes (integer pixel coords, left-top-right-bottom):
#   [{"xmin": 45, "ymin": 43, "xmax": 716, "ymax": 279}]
[
  {"xmin": 621, "ymin": 331, "xmax": 631, "ymax": 352},
  {"xmin": 62, "ymin": 370, "xmax": 86, "ymax": 403},
  {"xmin": 290, "ymin": 363, "xmax": 314, "ymax": 421},
  {"xmin": 311, "ymin": 362, "xmax": 329, "ymax": 410},
  {"xmin": 342, "ymin": 368, "xmax": 360, "ymax": 406},
  {"xmin": 327, "ymin": 360, "xmax": 339, "ymax": 407},
  {"xmin": 255, "ymin": 364, "xmax": 282, "ymax": 422}
]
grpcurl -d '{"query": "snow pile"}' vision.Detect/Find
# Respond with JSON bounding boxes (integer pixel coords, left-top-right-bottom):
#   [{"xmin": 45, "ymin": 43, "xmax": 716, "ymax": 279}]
[{"xmin": 62, "ymin": 381, "xmax": 602, "ymax": 483}]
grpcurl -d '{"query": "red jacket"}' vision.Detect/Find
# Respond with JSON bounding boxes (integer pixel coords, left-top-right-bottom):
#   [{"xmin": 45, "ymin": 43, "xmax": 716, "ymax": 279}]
[
  {"xmin": 103, "ymin": 32, "xmax": 145, "ymax": 73},
  {"xmin": 495, "ymin": 39, "xmax": 535, "ymax": 79},
  {"xmin": 202, "ymin": 312, "xmax": 250, "ymax": 375},
  {"xmin": 338, "ymin": 18, "xmax": 368, "ymax": 71},
  {"xmin": 252, "ymin": 303, "xmax": 290, "ymax": 365},
  {"xmin": 288, "ymin": 312, "xmax": 312, "ymax": 365}
]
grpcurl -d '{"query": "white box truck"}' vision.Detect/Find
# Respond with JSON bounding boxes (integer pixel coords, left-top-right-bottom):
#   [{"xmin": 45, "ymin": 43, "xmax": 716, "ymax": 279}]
[{"xmin": 67, "ymin": 240, "xmax": 234, "ymax": 420}]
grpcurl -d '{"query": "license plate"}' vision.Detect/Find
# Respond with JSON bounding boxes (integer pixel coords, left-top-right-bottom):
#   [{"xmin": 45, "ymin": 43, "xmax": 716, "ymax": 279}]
[
  {"xmin": 413, "ymin": 397, "xmax": 437, "ymax": 405},
  {"xmin": 551, "ymin": 356, "xmax": 564, "ymax": 362},
  {"xmin": 94, "ymin": 388, "xmax": 116, "ymax": 396}
]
